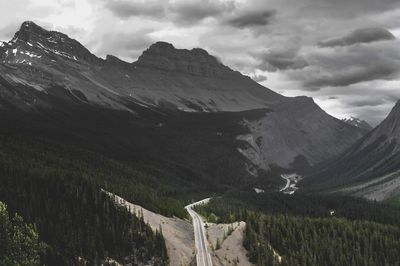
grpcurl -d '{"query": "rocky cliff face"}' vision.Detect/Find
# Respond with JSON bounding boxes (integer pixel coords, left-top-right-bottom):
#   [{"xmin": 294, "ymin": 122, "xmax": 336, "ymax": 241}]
[
  {"xmin": 237, "ymin": 96, "xmax": 364, "ymax": 169},
  {"xmin": 135, "ymin": 41, "xmax": 235, "ymax": 78},
  {"xmin": 8, "ymin": 21, "xmax": 100, "ymax": 64},
  {"xmin": 0, "ymin": 21, "xmax": 364, "ymax": 171},
  {"xmin": 361, "ymin": 101, "xmax": 400, "ymax": 153},
  {"xmin": 304, "ymin": 100, "xmax": 400, "ymax": 193}
]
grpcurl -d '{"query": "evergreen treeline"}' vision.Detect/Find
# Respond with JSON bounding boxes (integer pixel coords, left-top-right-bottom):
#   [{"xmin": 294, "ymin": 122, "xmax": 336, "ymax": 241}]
[
  {"xmin": 0, "ymin": 135, "xmax": 187, "ymax": 218},
  {"xmin": 195, "ymin": 191, "xmax": 400, "ymax": 265},
  {"xmin": 0, "ymin": 137, "xmax": 169, "ymax": 265},
  {"xmin": 244, "ymin": 213, "xmax": 400, "ymax": 266},
  {"xmin": 0, "ymin": 202, "xmax": 40, "ymax": 266},
  {"xmin": 195, "ymin": 191, "xmax": 400, "ymax": 226}
]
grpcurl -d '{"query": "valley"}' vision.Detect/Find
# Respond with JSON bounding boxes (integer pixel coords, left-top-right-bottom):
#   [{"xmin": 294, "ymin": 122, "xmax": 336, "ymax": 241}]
[{"xmin": 0, "ymin": 20, "xmax": 399, "ymax": 266}]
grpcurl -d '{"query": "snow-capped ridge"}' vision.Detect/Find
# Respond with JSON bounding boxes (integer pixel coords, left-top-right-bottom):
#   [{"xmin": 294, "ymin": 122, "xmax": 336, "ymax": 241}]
[
  {"xmin": 342, "ymin": 116, "xmax": 372, "ymax": 131},
  {"xmin": 8, "ymin": 21, "xmax": 100, "ymax": 64}
]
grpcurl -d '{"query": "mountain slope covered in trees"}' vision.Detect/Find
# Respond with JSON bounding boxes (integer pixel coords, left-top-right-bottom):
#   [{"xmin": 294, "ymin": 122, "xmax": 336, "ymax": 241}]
[
  {"xmin": 195, "ymin": 191, "xmax": 400, "ymax": 266},
  {"xmin": 0, "ymin": 135, "xmax": 170, "ymax": 265},
  {"xmin": 0, "ymin": 202, "xmax": 40, "ymax": 266}
]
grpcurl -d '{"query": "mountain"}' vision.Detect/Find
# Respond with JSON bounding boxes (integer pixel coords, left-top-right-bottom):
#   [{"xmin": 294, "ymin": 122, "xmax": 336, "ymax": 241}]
[
  {"xmin": 0, "ymin": 21, "xmax": 364, "ymax": 178},
  {"xmin": 304, "ymin": 100, "xmax": 400, "ymax": 201},
  {"xmin": 342, "ymin": 116, "xmax": 373, "ymax": 131},
  {"xmin": 0, "ymin": 21, "xmax": 282, "ymax": 112},
  {"xmin": 237, "ymin": 96, "xmax": 363, "ymax": 170}
]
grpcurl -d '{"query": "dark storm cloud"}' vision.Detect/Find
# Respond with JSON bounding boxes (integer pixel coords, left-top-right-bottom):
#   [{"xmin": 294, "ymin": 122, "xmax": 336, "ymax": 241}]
[
  {"xmin": 225, "ymin": 9, "xmax": 276, "ymax": 28},
  {"xmin": 347, "ymin": 98, "xmax": 389, "ymax": 107},
  {"xmin": 260, "ymin": 54, "xmax": 309, "ymax": 71},
  {"xmin": 105, "ymin": 0, "xmax": 234, "ymax": 25},
  {"xmin": 287, "ymin": 40, "xmax": 400, "ymax": 89},
  {"xmin": 296, "ymin": 0, "xmax": 400, "ymax": 19},
  {"xmin": 171, "ymin": 0, "xmax": 235, "ymax": 25},
  {"xmin": 318, "ymin": 27, "xmax": 396, "ymax": 47},
  {"xmin": 304, "ymin": 64, "xmax": 397, "ymax": 88},
  {"xmin": 105, "ymin": 1, "xmax": 166, "ymax": 19},
  {"xmin": 254, "ymin": 43, "xmax": 309, "ymax": 72}
]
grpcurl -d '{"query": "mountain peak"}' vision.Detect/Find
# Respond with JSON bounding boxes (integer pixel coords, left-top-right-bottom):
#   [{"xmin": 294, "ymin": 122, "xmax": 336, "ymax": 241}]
[
  {"xmin": 342, "ymin": 116, "xmax": 373, "ymax": 131},
  {"xmin": 135, "ymin": 41, "xmax": 235, "ymax": 78},
  {"xmin": 12, "ymin": 21, "xmax": 56, "ymax": 43},
  {"xmin": 6, "ymin": 21, "xmax": 100, "ymax": 64},
  {"xmin": 360, "ymin": 99, "xmax": 400, "ymax": 150},
  {"xmin": 383, "ymin": 99, "xmax": 400, "ymax": 131},
  {"xmin": 148, "ymin": 41, "xmax": 176, "ymax": 51}
]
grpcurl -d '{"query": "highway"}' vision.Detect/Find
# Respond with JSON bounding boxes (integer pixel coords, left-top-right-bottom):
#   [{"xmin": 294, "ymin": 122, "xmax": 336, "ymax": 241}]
[
  {"xmin": 280, "ymin": 173, "xmax": 302, "ymax": 194},
  {"xmin": 185, "ymin": 198, "xmax": 213, "ymax": 266}
]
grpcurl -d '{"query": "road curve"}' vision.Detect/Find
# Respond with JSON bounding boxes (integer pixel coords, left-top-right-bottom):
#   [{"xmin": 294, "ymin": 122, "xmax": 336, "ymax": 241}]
[
  {"xmin": 280, "ymin": 173, "xmax": 302, "ymax": 195},
  {"xmin": 185, "ymin": 198, "xmax": 213, "ymax": 266}
]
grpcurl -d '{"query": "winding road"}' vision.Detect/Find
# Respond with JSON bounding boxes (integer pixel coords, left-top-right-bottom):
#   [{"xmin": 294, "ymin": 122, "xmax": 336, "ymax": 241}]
[
  {"xmin": 185, "ymin": 199, "xmax": 213, "ymax": 266},
  {"xmin": 280, "ymin": 173, "xmax": 302, "ymax": 194}
]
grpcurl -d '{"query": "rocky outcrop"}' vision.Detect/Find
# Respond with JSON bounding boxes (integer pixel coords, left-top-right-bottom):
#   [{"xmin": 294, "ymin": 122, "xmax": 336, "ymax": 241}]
[
  {"xmin": 135, "ymin": 41, "xmax": 236, "ymax": 78},
  {"xmin": 237, "ymin": 97, "xmax": 365, "ymax": 169},
  {"xmin": 10, "ymin": 21, "xmax": 100, "ymax": 64}
]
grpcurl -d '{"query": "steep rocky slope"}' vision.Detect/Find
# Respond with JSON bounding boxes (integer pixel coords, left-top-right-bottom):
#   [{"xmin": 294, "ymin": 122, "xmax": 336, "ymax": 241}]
[
  {"xmin": 304, "ymin": 100, "xmax": 400, "ymax": 199},
  {"xmin": 237, "ymin": 97, "xmax": 362, "ymax": 169},
  {"xmin": 0, "ymin": 21, "xmax": 364, "ymax": 176}
]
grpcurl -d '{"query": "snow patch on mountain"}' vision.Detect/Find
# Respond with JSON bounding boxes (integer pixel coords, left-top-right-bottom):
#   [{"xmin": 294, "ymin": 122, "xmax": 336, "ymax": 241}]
[{"xmin": 342, "ymin": 116, "xmax": 372, "ymax": 131}]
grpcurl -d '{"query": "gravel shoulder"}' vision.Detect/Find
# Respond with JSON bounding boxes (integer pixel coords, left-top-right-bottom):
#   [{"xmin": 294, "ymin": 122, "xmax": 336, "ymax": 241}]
[
  {"xmin": 205, "ymin": 222, "xmax": 253, "ymax": 266},
  {"xmin": 107, "ymin": 192, "xmax": 195, "ymax": 266}
]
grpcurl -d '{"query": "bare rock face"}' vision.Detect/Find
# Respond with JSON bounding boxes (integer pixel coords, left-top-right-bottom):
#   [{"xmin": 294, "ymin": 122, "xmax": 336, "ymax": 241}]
[
  {"xmin": 237, "ymin": 97, "xmax": 365, "ymax": 169},
  {"xmin": 9, "ymin": 21, "xmax": 100, "ymax": 64},
  {"xmin": 305, "ymin": 100, "xmax": 400, "ymax": 191},
  {"xmin": 363, "ymin": 101, "xmax": 400, "ymax": 152},
  {"xmin": 135, "ymin": 41, "xmax": 236, "ymax": 78}
]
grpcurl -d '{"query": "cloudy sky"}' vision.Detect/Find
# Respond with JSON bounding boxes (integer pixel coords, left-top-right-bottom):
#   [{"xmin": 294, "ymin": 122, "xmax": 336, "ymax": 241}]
[{"xmin": 1, "ymin": 0, "xmax": 400, "ymax": 125}]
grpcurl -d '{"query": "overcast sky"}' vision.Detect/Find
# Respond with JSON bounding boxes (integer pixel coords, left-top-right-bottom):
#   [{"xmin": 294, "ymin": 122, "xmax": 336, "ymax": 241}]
[{"xmin": 1, "ymin": 0, "xmax": 400, "ymax": 125}]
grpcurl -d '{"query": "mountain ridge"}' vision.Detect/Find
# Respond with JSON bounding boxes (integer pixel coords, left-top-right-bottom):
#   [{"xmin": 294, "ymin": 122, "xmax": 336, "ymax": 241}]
[
  {"xmin": 0, "ymin": 21, "xmax": 364, "ymax": 171},
  {"xmin": 342, "ymin": 116, "xmax": 373, "ymax": 131},
  {"xmin": 303, "ymin": 100, "xmax": 400, "ymax": 200}
]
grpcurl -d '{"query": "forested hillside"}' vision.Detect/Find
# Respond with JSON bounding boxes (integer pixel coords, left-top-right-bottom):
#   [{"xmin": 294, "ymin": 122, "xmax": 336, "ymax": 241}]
[
  {"xmin": 0, "ymin": 202, "xmax": 40, "ymax": 265},
  {"xmin": 244, "ymin": 214, "xmax": 400, "ymax": 265},
  {"xmin": 195, "ymin": 191, "xmax": 400, "ymax": 226},
  {"xmin": 0, "ymin": 135, "xmax": 169, "ymax": 265},
  {"xmin": 196, "ymin": 191, "xmax": 400, "ymax": 265}
]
